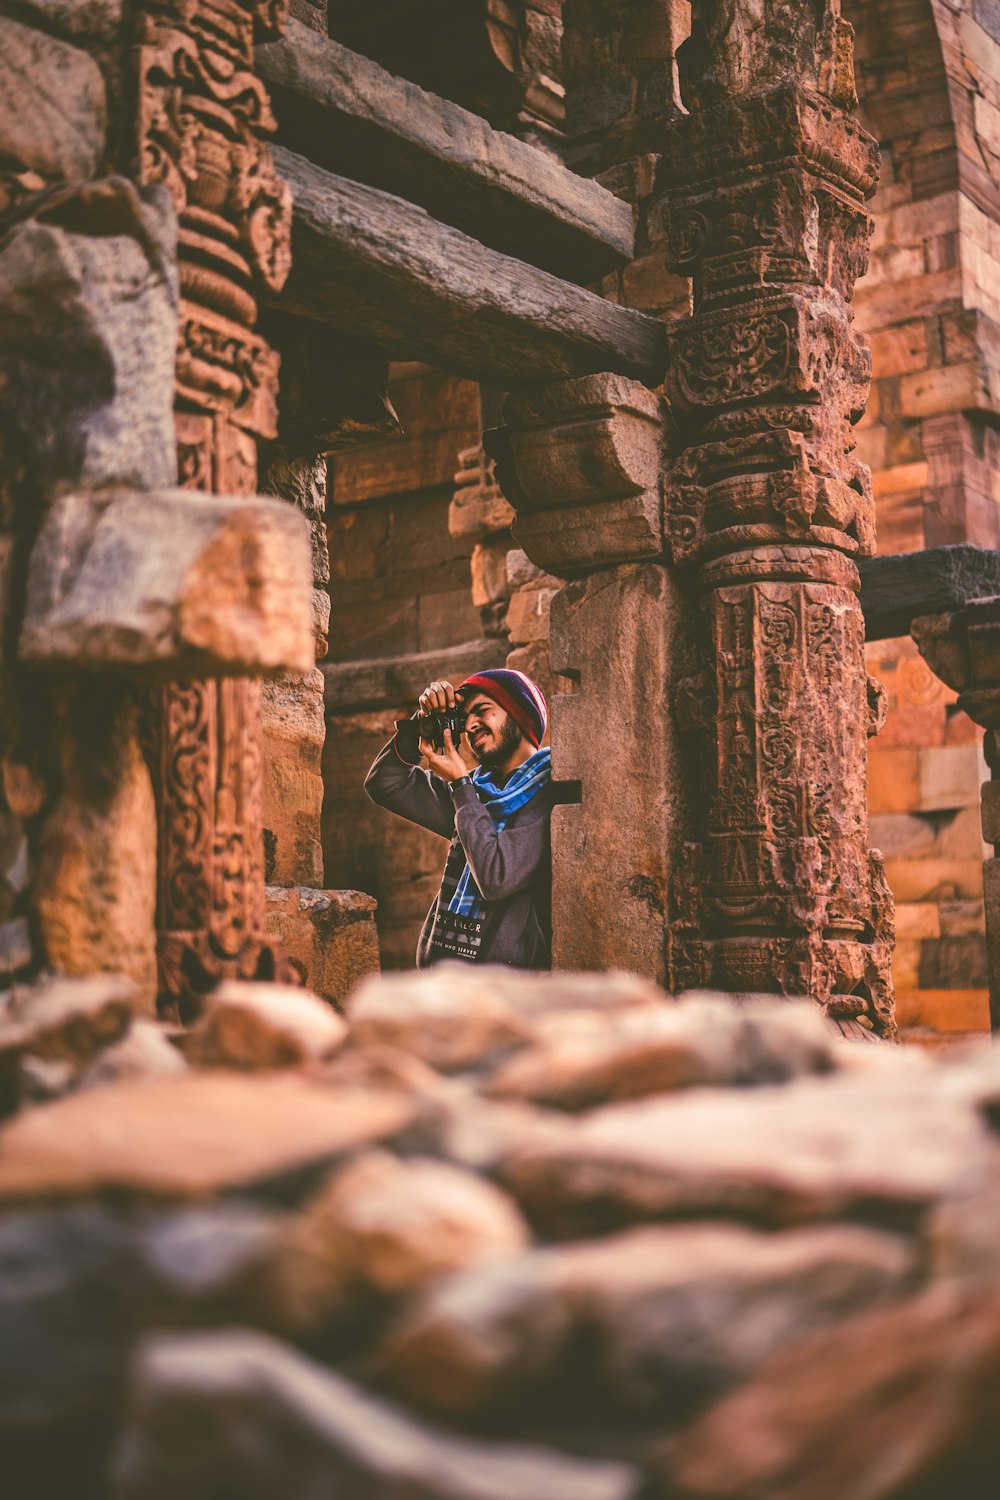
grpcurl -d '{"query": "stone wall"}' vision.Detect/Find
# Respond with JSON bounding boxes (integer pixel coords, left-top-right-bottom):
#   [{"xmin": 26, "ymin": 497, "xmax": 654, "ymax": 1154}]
[
  {"xmin": 3, "ymin": 965, "xmax": 1000, "ymax": 1496},
  {"xmin": 322, "ymin": 365, "xmax": 496, "ymax": 969},
  {"xmin": 846, "ymin": 0, "xmax": 1000, "ymax": 1040}
]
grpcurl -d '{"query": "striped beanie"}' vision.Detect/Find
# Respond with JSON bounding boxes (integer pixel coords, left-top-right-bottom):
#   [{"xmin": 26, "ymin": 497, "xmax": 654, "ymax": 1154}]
[{"xmin": 459, "ymin": 668, "xmax": 548, "ymax": 747}]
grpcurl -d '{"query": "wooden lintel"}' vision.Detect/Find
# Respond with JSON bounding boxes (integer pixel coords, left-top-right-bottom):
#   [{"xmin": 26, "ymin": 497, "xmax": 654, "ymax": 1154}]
[
  {"xmin": 860, "ymin": 545, "xmax": 1000, "ymax": 641},
  {"xmin": 258, "ymin": 17, "xmax": 633, "ymax": 285},
  {"xmin": 269, "ymin": 145, "xmax": 666, "ymax": 390}
]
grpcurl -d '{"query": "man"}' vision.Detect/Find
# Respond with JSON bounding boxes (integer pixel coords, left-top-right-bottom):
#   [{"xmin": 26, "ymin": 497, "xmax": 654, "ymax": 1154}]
[{"xmin": 365, "ymin": 668, "xmax": 552, "ymax": 969}]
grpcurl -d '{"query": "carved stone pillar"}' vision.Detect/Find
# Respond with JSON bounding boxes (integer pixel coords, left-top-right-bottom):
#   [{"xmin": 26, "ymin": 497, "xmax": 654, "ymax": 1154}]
[
  {"xmin": 134, "ymin": 0, "xmax": 294, "ymax": 1012},
  {"xmin": 659, "ymin": 3, "xmax": 895, "ymax": 1036},
  {"xmin": 913, "ymin": 598, "xmax": 1000, "ymax": 1032}
]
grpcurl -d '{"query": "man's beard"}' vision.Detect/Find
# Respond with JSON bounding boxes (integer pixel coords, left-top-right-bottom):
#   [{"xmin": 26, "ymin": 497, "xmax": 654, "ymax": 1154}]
[{"xmin": 471, "ymin": 712, "xmax": 521, "ymax": 770}]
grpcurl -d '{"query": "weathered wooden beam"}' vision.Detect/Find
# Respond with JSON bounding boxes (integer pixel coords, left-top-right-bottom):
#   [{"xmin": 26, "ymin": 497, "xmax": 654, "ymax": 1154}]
[
  {"xmin": 860, "ymin": 545, "xmax": 1000, "ymax": 641},
  {"xmin": 323, "ymin": 641, "xmax": 508, "ymax": 714},
  {"xmin": 269, "ymin": 146, "xmax": 666, "ymax": 389},
  {"xmin": 258, "ymin": 18, "xmax": 632, "ymax": 285}
]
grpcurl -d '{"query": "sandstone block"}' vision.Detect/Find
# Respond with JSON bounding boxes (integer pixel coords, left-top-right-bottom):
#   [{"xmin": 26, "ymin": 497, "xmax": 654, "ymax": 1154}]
[
  {"xmin": 268, "ymin": 1149, "xmax": 529, "ymax": 1320},
  {"xmin": 0, "ymin": 975, "xmax": 137, "ymax": 1106},
  {"xmin": 661, "ymin": 1287, "xmax": 1000, "ymax": 1500},
  {"xmin": 0, "ymin": 181, "xmax": 177, "ymax": 492},
  {"xmin": 261, "ymin": 670, "xmax": 326, "ymax": 885},
  {"xmin": 0, "ymin": 1073, "xmax": 414, "ymax": 1201},
  {"xmin": 380, "ymin": 1222, "xmax": 914, "ymax": 1422},
  {"xmin": 348, "ymin": 964, "xmax": 670, "ymax": 1073},
  {"xmin": 512, "ymin": 491, "xmax": 662, "ymax": 572},
  {"xmin": 111, "ymin": 1329, "xmax": 637, "ymax": 1500},
  {"xmin": 452, "ymin": 474, "xmax": 515, "ymax": 540},
  {"xmin": 505, "ymin": 585, "xmax": 556, "ymax": 644},
  {"xmin": 499, "ymin": 1064, "xmax": 996, "ymax": 1235},
  {"xmin": 481, "ymin": 997, "xmax": 838, "ymax": 1111},
  {"xmin": 548, "ymin": 564, "xmax": 696, "ymax": 981},
  {"xmin": 186, "ymin": 982, "xmax": 348, "ymax": 1071},
  {"xmin": 470, "ymin": 539, "xmax": 512, "ymax": 609},
  {"xmin": 33, "ymin": 685, "xmax": 157, "ymax": 1007},
  {"xmin": 0, "ymin": 17, "xmax": 106, "ymax": 180},
  {"xmin": 505, "ymin": 549, "xmax": 552, "ymax": 589},
  {"xmin": 264, "ymin": 886, "xmax": 380, "ymax": 1008},
  {"xmin": 21, "ymin": 488, "xmax": 314, "ymax": 676},
  {"xmin": 78, "ymin": 1021, "xmax": 188, "ymax": 1090},
  {"xmin": 894, "ymin": 987, "xmax": 990, "ymax": 1034}
]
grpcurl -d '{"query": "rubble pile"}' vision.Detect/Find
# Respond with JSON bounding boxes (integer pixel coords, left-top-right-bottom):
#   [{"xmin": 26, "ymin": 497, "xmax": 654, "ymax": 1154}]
[{"xmin": 2, "ymin": 965, "xmax": 1000, "ymax": 1498}]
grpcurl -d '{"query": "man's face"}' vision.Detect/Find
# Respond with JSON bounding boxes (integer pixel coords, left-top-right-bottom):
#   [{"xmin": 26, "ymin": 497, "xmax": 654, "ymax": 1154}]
[{"xmin": 462, "ymin": 693, "xmax": 522, "ymax": 769}]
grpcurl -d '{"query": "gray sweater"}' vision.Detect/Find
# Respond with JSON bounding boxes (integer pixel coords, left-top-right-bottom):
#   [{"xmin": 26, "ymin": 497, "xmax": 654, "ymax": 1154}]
[{"xmin": 364, "ymin": 733, "xmax": 553, "ymax": 970}]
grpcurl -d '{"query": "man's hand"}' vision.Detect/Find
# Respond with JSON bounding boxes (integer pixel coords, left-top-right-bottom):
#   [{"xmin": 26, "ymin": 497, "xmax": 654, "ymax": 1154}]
[
  {"xmin": 418, "ymin": 679, "xmax": 457, "ymax": 715},
  {"xmin": 419, "ymin": 726, "xmax": 469, "ymax": 783}
]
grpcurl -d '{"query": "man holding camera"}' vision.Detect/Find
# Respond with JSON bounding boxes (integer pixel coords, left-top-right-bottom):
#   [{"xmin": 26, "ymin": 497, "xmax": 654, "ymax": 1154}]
[{"xmin": 364, "ymin": 668, "xmax": 553, "ymax": 969}]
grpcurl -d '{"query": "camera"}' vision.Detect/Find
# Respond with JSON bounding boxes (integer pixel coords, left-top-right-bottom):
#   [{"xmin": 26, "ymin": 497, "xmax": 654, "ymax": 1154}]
[{"xmin": 421, "ymin": 705, "xmax": 467, "ymax": 753}]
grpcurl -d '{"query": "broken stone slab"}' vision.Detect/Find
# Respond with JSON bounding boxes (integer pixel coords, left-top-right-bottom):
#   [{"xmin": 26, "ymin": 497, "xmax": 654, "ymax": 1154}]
[
  {"xmin": 860, "ymin": 546, "xmax": 1000, "ymax": 643},
  {"xmin": 658, "ymin": 1285, "xmax": 1000, "ymax": 1500},
  {"xmin": 480, "ymin": 998, "xmax": 839, "ymax": 1112},
  {"xmin": 77, "ymin": 1020, "xmax": 188, "ymax": 1090},
  {"xmin": 0, "ymin": 1198, "xmax": 283, "ymax": 1433},
  {"xmin": 347, "ymin": 964, "xmax": 672, "ymax": 1072},
  {"xmin": 265, "ymin": 1148, "xmax": 530, "ymax": 1327},
  {"xmin": 110, "ymin": 1328, "xmax": 638, "ymax": 1500},
  {"xmin": 0, "ymin": 975, "xmax": 137, "ymax": 1113},
  {"xmin": 0, "ymin": 1072, "xmax": 415, "ymax": 1201},
  {"xmin": 0, "ymin": 180, "xmax": 178, "ymax": 493},
  {"xmin": 20, "ymin": 488, "xmax": 314, "ymax": 677},
  {"xmin": 0, "ymin": 16, "xmax": 107, "ymax": 180},
  {"xmin": 185, "ymin": 981, "xmax": 348, "ymax": 1071},
  {"xmin": 263, "ymin": 887, "xmax": 380, "ymax": 1011},
  {"xmin": 498, "ymin": 1064, "xmax": 1000, "ymax": 1236},
  {"xmin": 378, "ymin": 1221, "xmax": 915, "ymax": 1425}
]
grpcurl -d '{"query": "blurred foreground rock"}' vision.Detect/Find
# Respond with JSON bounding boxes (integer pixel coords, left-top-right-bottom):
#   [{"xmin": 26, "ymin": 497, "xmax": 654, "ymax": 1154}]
[{"xmin": 0, "ymin": 966, "xmax": 999, "ymax": 1499}]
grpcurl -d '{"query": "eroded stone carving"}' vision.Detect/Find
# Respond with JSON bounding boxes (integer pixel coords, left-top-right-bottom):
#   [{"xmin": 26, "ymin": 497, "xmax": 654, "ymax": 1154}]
[{"xmin": 133, "ymin": 0, "xmax": 294, "ymax": 1013}]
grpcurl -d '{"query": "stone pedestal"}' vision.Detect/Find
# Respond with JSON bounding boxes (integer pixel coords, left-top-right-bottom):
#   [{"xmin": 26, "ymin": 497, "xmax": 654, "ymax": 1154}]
[
  {"xmin": 549, "ymin": 563, "xmax": 696, "ymax": 983},
  {"xmin": 264, "ymin": 886, "xmax": 379, "ymax": 1012}
]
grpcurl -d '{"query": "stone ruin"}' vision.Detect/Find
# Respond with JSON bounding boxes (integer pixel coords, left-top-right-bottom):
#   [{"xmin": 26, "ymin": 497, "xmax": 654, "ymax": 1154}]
[{"xmin": 4, "ymin": 0, "xmax": 1000, "ymax": 1495}]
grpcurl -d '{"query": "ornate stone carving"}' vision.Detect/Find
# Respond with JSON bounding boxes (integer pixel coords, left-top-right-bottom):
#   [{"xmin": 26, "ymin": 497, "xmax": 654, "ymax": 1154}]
[
  {"xmin": 134, "ymin": 0, "xmax": 294, "ymax": 1013},
  {"xmin": 662, "ymin": 5, "xmax": 894, "ymax": 1034}
]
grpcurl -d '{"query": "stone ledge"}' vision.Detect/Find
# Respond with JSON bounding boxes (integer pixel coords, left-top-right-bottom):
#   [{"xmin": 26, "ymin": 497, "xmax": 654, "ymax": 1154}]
[{"xmin": 20, "ymin": 488, "xmax": 314, "ymax": 677}]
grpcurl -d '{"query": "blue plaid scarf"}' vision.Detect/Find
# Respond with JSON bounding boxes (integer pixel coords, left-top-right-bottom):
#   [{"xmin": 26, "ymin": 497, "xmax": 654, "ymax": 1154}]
[{"xmin": 444, "ymin": 748, "xmax": 552, "ymax": 918}]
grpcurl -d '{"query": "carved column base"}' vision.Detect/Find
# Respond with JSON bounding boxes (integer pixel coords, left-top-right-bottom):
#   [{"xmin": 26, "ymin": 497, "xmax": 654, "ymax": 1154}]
[
  {"xmin": 668, "ymin": 545, "xmax": 895, "ymax": 1038},
  {"xmin": 156, "ymin": 676, "xmax": 292, "ymax": 1020}
]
